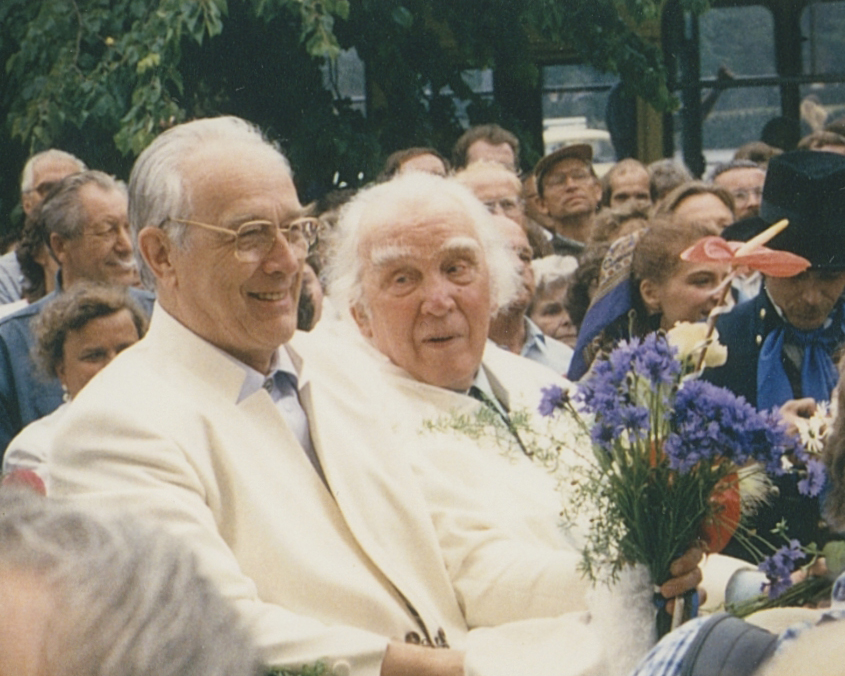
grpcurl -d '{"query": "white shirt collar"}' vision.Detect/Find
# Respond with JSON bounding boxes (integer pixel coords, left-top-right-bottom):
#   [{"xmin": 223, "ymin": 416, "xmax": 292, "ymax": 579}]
[{"xmin": 209, "ymin": 346, "xmax": 299, "ymax": 404}]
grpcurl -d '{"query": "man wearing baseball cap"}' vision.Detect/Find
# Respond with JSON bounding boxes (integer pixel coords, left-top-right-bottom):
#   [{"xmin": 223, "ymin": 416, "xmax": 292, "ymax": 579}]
[{"xmin": 533, "ymin": 144, "xmax": 601, "ymax": 257}]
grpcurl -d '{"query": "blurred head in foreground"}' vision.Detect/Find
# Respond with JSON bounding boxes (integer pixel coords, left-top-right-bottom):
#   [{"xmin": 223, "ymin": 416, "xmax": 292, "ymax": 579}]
[{"xmin": 0, "ymin": 489, "xmax": 262, "ymax": 676}]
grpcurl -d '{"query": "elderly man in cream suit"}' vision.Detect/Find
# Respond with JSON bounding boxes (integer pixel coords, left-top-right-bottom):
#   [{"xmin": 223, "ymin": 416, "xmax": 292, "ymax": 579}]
[
  {"xmin": 311, "ymin": 175, "xmax": 579, "ymax": 549},
  {"xmin": 311, "ymin": 172, "xmax": 745, "ymax": 623},
  {"xmin": 47, "ymin": 117, "xmax": 695, "ymax": 676}
]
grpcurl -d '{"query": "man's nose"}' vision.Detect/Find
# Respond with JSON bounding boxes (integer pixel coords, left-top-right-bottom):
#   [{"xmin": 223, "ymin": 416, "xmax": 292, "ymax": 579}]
[
  {"xmin": 420, "ymin": 276, "xmax": 457, "ymax": 315},
  {"xmin": 800, "ymin": 282, "xmax": 824, "ymax": 306},
  {"xmin": 263, "ymin": 232, "xmax": 303, "ymax": 274},
  {"xmin": 115, "ymin": 224, "xmax": 133, "ymax": 253}
]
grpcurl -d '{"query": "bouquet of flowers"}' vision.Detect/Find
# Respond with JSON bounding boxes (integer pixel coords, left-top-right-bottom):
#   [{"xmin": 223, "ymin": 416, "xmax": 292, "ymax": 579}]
[{"xmin": 539, "ymin": 324, "xmax": 812, "ymax": 635}]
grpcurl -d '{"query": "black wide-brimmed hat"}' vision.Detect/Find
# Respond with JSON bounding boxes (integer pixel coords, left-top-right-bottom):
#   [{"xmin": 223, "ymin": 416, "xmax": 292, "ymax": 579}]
[{"xmin": 722, "ymin": 150, "xmax": 845, "ymax": 270}]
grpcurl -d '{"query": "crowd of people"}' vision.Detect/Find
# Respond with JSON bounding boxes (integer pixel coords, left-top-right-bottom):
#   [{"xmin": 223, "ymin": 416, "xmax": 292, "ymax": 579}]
[{"xmin": 1, "ymin": 113, "xmax": 845, "ymax": 676}]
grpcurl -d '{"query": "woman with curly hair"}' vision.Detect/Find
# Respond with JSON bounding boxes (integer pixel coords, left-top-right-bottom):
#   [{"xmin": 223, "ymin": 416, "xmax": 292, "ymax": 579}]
[{"xmin": 2, "ymin": 282, "xmax": 147, "ymax": 487}]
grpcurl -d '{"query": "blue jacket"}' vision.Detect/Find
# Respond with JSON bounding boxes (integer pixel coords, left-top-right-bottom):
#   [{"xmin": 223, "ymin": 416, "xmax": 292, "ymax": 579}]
[
  {"xmin": 703, "ymin": 292, "xmax": 778, "ymax": 409},
  {"xmin": 703, "ymin": 290, "xmax": 845, "ymax": 560}
]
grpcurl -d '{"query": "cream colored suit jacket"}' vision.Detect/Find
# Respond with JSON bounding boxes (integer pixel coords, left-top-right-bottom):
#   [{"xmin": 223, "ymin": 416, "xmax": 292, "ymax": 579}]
[{"xmin": 50, "ymin": 307, "xmax": 606, "ymax": 676}]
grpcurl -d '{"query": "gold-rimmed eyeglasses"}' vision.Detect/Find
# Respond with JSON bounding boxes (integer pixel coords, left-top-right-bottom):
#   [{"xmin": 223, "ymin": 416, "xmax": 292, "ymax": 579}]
[{"xmin": 169, "ymin": 216, "xmax": 320, "ymax": 262}]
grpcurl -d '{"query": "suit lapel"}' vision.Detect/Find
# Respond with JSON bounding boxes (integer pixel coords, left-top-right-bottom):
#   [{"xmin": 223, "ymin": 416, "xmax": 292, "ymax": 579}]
[{"xmin": 295, "ymin": 347, "xmax": 463, "ymax": 643}]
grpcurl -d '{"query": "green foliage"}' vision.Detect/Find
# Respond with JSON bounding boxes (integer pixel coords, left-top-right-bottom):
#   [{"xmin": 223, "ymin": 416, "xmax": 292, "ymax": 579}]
[
  {"xmin": 266, "ymin": 662, "xmax": 327, "ymax": 676},
  {"xmin": 0, "ymin": 0, "xmax": 712, "ymax": 237}
]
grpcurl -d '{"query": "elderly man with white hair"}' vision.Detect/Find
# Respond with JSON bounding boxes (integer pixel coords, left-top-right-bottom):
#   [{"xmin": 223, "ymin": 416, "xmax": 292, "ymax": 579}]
[
  {"xmin": 318, "ymin": 173, "xmax": 575, "ymax": 542},
  {"xmin": 309, "ymin": 172, "xmax": 718, "ymax": 670},
  {"xmin": 0, "ymin": 149, "xmax": 87, "ymax": 306}
]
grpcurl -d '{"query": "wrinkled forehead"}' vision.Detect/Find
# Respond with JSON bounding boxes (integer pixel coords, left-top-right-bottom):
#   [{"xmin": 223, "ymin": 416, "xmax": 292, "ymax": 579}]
[
  {"xmin": 368, "ymin": 235, "xmax": 483, "ymax": 272},
  {"xmin": 716, "ymin": 166, "xmax": 766, "ymax": 187},
  {"xmin": 33, "ymin": 157, "xmax": 81, "ymax": 183},
  {"xmin": 465, "ymin": 174, "xmax": 520, "ymax": 199},
  {"xmin": 359, "ymin": 195, "xmax": 482, "ymax": 256},
  {"xmin": 612, "ymin": 165, "xmax": 650, "ymax": 185}
]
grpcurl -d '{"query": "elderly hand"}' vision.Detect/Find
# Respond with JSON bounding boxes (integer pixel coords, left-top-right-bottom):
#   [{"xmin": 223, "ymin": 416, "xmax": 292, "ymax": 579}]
[
  {"xmin": 779, "ymin": 397, "xmax": 817, "ymax": 437},
  {"xmin": 381, "ymin": 642, "xmax": 464, "ymax": 676},
  {"xmin": 659, "ymin": 546, "xmax": 705, "ymax": 614}
]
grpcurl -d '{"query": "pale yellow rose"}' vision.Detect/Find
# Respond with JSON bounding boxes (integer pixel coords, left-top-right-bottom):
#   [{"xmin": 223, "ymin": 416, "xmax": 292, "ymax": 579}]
[{"xmin": 666, "ymin": 322, "xmax": 728, "ymax": 368}]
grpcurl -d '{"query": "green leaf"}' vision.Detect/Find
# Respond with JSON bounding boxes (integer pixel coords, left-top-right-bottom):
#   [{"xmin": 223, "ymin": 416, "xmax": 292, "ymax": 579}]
[
  {"xmin": 136, "ymin": 52, "xmax": 161, "ymax": 73},
  {"xmin": 391, "ymin": 5, "xmax": 413, "ymax": 29}
]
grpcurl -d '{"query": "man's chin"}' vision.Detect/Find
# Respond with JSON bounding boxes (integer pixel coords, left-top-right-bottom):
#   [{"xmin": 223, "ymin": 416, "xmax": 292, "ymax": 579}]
[
  {"xmin": 104, "ymin": 266, "xmax": 139, "ymax": 286},
  {"xmin": 784, "ymin": 311, "xmax": 829, "ymax": 332}
]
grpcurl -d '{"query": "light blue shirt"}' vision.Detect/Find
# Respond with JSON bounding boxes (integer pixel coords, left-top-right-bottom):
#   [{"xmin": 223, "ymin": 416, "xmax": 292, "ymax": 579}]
[
  {"xmin": 227, "ymin": 348, "xmax": 324, "ymax": 483},
  {"xmin": 519, "ymin": 317, "xmax": 573, "ymax": 376},
  {"xmin": 0, "ymin": 250, "xmax": 23, "ymax": 305}
]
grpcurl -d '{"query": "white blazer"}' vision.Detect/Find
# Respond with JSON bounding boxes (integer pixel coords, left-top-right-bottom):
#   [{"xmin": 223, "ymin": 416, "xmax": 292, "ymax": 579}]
[{"xmin": 50, "ymin": 306, "xmax": 604, "ymax": 676}]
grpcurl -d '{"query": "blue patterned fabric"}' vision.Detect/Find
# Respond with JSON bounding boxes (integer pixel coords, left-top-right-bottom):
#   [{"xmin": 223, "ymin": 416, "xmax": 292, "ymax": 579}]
[
  {"xmin": 629, "ymin": 617, "xmax": 706, "ymax": 676},
  {"xmin": 568, "ymin": 232, "xmax": 642, "ymax": 381},
  {"xmin": 630, "ymin": 611, "xmax": 845, "ymax": 676}
]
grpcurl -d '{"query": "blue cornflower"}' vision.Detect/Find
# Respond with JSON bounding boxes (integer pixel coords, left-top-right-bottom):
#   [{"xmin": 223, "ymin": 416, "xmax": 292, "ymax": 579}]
[
  {"xmin": 618, "ymin": 404, "xmax": 651, "ymax": 441},
  {"xmin": 798, "ymin": 459, "xmax": 827, "ymax": 498},
  {"xmin": 631, "ymin": 333, "xmax": 680, "ymax": 387},
  {"xmin": 759, "ymin": 540, "xmax": 804, "ymax": 599},
  {"xmin": 665, "ymin": 379, "xmax": 792, "ymax": 475},
  {"xmin": 539, "ymin": 385, "xmax": 566, "ymax": 417},
  {"xmin": 590, "ymin": 421, "xmax": 616, "ymax": 452},
  {"xmin": 576, "ymin": 362, "xmax": 623, "ymax": 419},
  {"xmin": 608, "ymin": 340, "xmax": 638, "ymax": 383}
]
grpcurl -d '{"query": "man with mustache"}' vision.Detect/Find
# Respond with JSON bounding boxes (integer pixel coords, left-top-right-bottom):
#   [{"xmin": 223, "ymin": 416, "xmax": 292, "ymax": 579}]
[
  {"xmin": 704, "ymin": 150, "xmax": 845, "ymax": 560},
  {"xmin": 0, "ymin": 171, "xmax": 151, "ymax": 452}
]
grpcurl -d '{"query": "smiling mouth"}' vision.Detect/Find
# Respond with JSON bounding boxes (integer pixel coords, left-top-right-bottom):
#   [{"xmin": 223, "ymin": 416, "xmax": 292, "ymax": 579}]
[
  {"xmin": 108, "ymin": 259, "xmax": 136, "ymax": 270},
  {"xmin": 249, "ymin": 291, "xmax": 289, "ymax": 301}
]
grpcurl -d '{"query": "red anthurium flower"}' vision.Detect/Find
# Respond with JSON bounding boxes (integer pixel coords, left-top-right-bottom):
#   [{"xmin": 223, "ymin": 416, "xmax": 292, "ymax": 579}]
[
  {"xmin": 1, "ymin": 469, "xmax": 47, "ymax": 496},
  {"xmin": 700, "ymin": 473, "xmax": 741, "ymax": 554},
  {"xmin": 681, "ymin": 236, "xmax": 810, "ymax": 278}
]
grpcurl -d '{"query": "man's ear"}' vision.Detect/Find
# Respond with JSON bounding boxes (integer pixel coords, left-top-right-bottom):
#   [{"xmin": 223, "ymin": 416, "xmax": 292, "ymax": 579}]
[
  {"xmin": 590, "ymin": 179, "xmax": 602, "ymax": 207},
  {"xmin": 350, "ymin": 303, "xmax": 373, "ymax": 338},
  {"xmin": 48, "ymin": 233, "xmax": 68, "ymax": 267},
  {"xmin": 639, "ymin": 278, "xmax": 662, "ymax": 314},
  {"xmin": 537, "ymin": 196, "xmax": 551, "ymax": 216},
  {"xmin": 21, "ymin": 192, "xmax": 36, "ymax": 218},
  {"xmin": 138, "ymin": 227, "xmax": 175, "ymax": 285}
]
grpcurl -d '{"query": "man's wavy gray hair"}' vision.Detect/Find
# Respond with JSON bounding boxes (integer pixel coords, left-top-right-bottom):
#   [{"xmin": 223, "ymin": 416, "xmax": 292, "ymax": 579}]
[
  {"xmin": 0, "ymin": 489, "xmax": 262, "ymax": 676},
  {"xmin": 326, "ymin": 172, "xmax": 519, "ymax": 321},
  {"xmin": 128, "ymin": 116, "xmax": 292, "ymax": 289},
  {"xmin": 41, "ymin": 170, "xmax": 126, "ymax": 243},
  {"xmin": 20, "ymin": 149, "xmax": 86, "ymax": 194}
]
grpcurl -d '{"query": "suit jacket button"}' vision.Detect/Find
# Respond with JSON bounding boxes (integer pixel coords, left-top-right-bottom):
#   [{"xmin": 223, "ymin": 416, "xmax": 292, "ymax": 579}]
[
  {"xmin": 332, "ymin": 660, "xmax": 351, "ymax": 676},
  {"xmin": 759, "ymin": 308, "xmax": 766, "ymax": 319},
  {"xmin": 756, "ymin": 335, "xmax": 763, "ymax": 346}
]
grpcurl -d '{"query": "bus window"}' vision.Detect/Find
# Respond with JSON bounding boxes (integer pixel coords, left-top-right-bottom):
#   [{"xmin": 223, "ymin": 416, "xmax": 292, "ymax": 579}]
[{"xmin": 800, "ymin": 2, "xmax": 845, "ymax": 135}]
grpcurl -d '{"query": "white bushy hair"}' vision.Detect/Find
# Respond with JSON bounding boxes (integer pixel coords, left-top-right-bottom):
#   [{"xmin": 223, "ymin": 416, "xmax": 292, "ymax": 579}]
[{"xmin": 325, "ymin": 171, "xmax": 520, "ymax": 322}]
